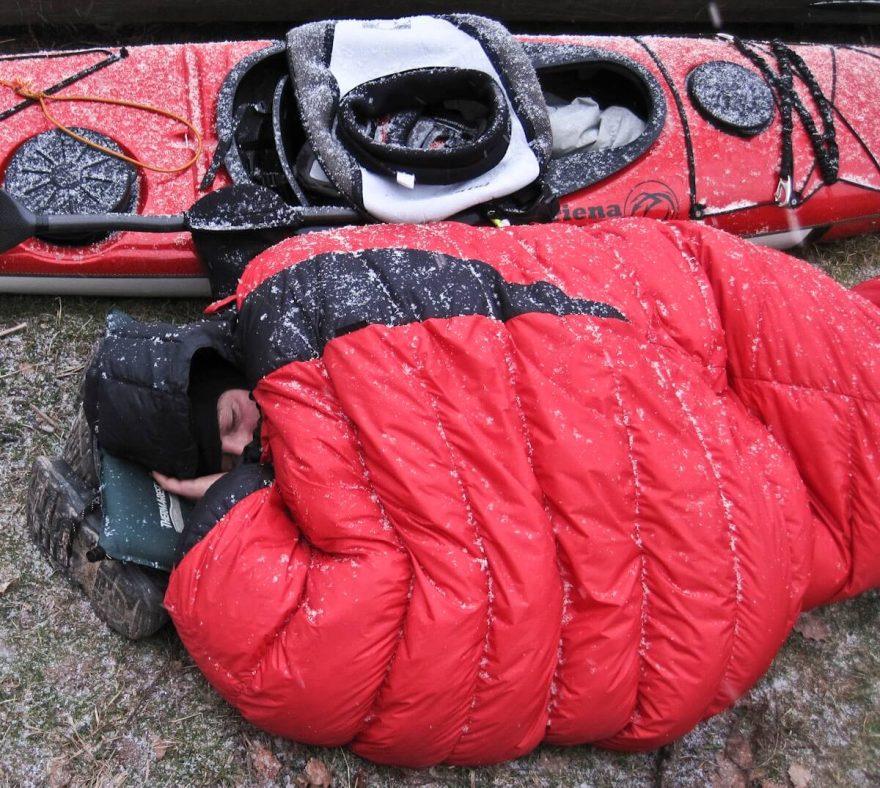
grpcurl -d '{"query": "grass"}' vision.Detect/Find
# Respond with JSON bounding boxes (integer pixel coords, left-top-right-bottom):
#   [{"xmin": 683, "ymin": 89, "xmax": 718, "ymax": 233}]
[{"xmin": 1, "ymin": 232, "xmax": 879, "ymax": 786}]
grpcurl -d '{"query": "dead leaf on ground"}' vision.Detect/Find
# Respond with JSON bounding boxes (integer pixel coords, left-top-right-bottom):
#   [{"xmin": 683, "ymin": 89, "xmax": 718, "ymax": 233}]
[
  {"xmin": 304, "ymin": 757, "xmax": 333, "ymax": 787},
  {"xmin": 788, "ymin": 763, "xmax": 812, "ymax": 787},
  {"xmin": 794, "ymin": 612, "xmax": 831, "ymax": 641},
  {"xmin": 712, "ymin": 749, "xmax": 748, "ymax": 788},
  {"xmin": 537, "ymin": 752, "xmax": 568, "ymax": 773},
  {"xmin": 725, "ymin": 732, "xmax": 755, "ymax": 770},
  {"xmin": 45, "ymin": 755, "xmax": 72, "ymax": 788},
  {"xmin": 150, "ymin": 733, "xmax": 171, "ymax": 760},
  {"xmin": 248, "ymin": 739, "xmax": 282, "ymax": 781},
  {"xmin": 0, "ymin": 576, "xmax": 15, "ymax": 594}
]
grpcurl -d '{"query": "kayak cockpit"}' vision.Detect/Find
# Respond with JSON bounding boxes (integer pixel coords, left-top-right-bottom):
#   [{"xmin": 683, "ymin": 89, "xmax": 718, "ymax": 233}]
[
  {"xmin": 215, "ymin": 40, "xmax": 665, "ymax": 207},
  {"xmin": 524, "ymin": 41, "xmax": 665, "ymax": 199}
]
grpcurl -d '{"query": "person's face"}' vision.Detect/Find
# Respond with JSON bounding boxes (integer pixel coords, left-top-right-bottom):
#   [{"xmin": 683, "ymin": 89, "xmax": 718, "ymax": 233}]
[{"xmin": 217, "ymin": 388, "xmax": 260, "ymax": 472}]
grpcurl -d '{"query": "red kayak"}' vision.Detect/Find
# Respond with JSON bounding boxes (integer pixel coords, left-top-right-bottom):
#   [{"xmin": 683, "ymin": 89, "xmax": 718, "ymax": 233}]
[{"xmin": 1, "ymin": 26, "xmax": 878, "ymax": 295}]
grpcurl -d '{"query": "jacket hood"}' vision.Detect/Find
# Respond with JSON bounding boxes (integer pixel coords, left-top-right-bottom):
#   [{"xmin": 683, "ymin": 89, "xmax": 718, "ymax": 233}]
[{"xmin": 83, "ymin": 310, "xmax": 238, "ymax": 478}]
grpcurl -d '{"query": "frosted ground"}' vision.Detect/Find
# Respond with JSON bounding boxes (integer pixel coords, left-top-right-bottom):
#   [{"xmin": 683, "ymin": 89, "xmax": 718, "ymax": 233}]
[{"xmin": 0, "ymin": 235, "xmax": 878, "ymax": 787}]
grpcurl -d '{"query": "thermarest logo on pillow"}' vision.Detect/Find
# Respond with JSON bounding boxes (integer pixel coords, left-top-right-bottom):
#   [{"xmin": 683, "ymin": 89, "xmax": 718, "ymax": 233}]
[{"xmin": 153, "ymin": 482, "xmax": 186, "ymax": 533}]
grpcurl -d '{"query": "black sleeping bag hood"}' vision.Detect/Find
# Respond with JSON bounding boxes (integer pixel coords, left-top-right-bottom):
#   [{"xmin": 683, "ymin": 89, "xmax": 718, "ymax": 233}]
[{"xmin": 83, "ymin": 311, "xmax": 239, "ymax": 478}]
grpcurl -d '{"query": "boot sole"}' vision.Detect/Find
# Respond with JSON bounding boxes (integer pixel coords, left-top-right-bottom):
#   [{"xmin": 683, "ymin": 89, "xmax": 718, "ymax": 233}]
[
  {"xmin": 27, "ymin": 456, "xmax": 170, "ymax": 639},
  {"xmin": 60, "ymin": 406, "xmax": 99, "ymax": 489},
  {"xmin": 27, "ymin": 456, "xmax": 101, "ymax": 590}
]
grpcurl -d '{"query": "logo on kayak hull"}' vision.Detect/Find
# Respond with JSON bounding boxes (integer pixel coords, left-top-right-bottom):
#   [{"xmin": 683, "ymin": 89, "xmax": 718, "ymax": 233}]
[
  {"xmin": 557, "ymin": 179, "xmax": 679, "ymax": 222},
  {"xmin": 625, "ymin": 180, "xmax": 679, "ymax": 219}
]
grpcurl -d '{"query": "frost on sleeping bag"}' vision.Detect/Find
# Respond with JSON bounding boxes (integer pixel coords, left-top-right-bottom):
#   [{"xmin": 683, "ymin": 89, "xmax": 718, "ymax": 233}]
[{"xmin": 164, "ymin": 218, "xmax": 880, "ymax": 766}]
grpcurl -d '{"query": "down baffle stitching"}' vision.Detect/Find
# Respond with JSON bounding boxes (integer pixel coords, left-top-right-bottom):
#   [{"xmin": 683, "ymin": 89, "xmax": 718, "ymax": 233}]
[
  {"xmin": 413, "ymin": 353, "xmax": 497, "ymax": 760},
  {"xmin": 348, "ymin": 407, "xmax": 415, "ymax": 737},
  {"xmin": 496, "ymin": 325, "xmax": 564, "ymax": 733},
  {"xmin": 733, "ymin": 374, "xmax": 880, "ymax": 407},
  {"xmin": 843, "ymin": 398, "xmax": 859, "ymax": 593},
  {"xmin": 653, "ymin": 349, "xmax": 745, "ymax": 715},
  {"xmin": 605, "ymin": 348, "xmax": 650, "ymax": 727},
  {"xmin": 436, "ymin": 427, "xmax": 495, "ymax": 756},
  {"xmin": 661, "ymin": 227, "xmax": 745, "ymax": 715}
]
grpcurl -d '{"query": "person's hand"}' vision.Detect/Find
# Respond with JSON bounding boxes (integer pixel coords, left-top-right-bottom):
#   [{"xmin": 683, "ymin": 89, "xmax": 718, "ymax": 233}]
[{"xmin": 152, "ymin": 470, "xmax": 225, "ymax": 500}]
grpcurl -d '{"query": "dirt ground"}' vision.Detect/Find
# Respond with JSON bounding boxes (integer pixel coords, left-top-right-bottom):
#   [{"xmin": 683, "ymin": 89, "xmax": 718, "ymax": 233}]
[
  {"xmin": 1, "ymin": 18, "xmax": 880, "ymax": 787},
  {"xmin": 0, "ymin": 236, "xmax": 878, "ymax": 787}
]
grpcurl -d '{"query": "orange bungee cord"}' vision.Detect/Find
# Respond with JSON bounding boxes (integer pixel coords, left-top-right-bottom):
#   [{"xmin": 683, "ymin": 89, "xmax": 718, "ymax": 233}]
[{"xmin": 0, "ymin": 77, "xmax": 203, "ymax": 174}]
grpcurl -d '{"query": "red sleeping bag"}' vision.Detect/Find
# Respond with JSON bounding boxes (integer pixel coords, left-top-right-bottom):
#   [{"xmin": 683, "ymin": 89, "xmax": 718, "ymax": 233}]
[{"xmin": 165, "ymin": 218, "xmax": 880, "ymax": 765}]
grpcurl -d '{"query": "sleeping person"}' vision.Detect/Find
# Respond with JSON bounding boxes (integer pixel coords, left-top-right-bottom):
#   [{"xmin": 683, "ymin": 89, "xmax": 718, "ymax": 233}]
[{"xmin": 28, "ymin": 217, "xmax": 880, "ymax": 765}]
